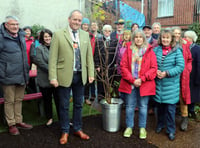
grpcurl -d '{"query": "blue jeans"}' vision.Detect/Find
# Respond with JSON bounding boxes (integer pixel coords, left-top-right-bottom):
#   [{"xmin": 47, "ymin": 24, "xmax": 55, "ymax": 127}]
[
  {"xmin": 125, "ymin": 88, "xmax": 149, "ymax": 128},
  {"xmin": 156, "ymin": 103, "xmax": 176, "ymax": 134},
  {"xmin": 57, "ymin": 72, "xmax": 84, "ymax": 133}
]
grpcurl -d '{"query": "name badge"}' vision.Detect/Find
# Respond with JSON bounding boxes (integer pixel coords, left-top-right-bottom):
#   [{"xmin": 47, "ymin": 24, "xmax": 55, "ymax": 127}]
[{"xmin": 73, "ymin": 42, "xmax": 78, "ymax": 49}]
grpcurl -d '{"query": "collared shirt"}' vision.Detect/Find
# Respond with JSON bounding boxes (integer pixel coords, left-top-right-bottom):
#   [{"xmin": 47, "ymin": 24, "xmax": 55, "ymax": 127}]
[{"xmin": 68, "ymin": 26, "xmax": 81, "ymax": 71}]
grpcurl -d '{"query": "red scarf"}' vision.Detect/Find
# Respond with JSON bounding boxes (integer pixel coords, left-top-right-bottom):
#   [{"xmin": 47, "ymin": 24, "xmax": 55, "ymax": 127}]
[{"xmin": 162, "ymin": 46, "xmax": 171, "ymax": 56}]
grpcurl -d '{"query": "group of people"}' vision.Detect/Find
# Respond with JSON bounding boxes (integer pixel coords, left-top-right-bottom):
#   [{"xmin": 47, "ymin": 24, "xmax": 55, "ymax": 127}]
[{"xmin": 0, "ymin": 9, "xmax": 200, "ymax": 145}]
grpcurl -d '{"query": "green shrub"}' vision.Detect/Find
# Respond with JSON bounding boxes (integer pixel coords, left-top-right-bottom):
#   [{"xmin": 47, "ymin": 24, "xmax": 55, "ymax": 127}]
[
  {"xmin": 188, "ymin": 22, "xmax": 200, "ymax": 44},
  {"xmin": 31, "ymin": 24, "xmax": 45, "ymax": 39}
]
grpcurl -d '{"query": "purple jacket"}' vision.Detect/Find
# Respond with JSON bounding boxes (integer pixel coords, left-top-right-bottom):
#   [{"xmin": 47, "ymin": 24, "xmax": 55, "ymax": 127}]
[{"xmin": 116, "ymin": 41, "xmax": 130, "ymax": 75}]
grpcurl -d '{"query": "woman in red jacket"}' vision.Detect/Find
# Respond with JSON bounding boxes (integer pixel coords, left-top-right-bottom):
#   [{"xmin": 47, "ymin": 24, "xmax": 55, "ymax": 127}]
[
  {"xmin": 23, "ymin": 26, "xmax": 34, "ymax": 66},
  {"xmin": 119, "ymin": 29, "xmax": 157, "ymax": 139},
  {"xmin": 172, "ymin": 27, "xmax": 192, "ymax": 131}
]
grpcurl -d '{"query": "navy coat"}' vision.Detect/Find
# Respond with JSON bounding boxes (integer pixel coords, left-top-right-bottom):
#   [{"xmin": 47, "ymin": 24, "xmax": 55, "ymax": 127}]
[
  {"xmin": 190, "ymin": 43, "xmax": 200, "ymax": 103},
  {"xmin": 0, "ymin": 23, "xmax": 29, "ymax": 85}
]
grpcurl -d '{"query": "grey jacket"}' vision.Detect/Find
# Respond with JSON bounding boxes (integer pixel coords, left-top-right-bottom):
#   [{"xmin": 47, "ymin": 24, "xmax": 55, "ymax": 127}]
[
  {"xmin": 34, "ymin": 44, "xmax": 51, "ymax": 88},
  {"xmin": 0, "ymin": 23, "xmax": 29, "ymax": 85}
]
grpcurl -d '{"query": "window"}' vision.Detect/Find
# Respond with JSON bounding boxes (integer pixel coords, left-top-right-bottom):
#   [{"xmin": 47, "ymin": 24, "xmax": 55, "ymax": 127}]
[{"xmin": 158, "ymin": 0, "xmax": 174, "ymax": 17}]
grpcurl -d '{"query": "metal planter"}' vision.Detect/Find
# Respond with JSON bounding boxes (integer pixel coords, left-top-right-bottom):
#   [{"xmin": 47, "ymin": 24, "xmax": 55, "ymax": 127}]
[{"xmin": 100, "ymin": 98, "xmax": 123, "ymax": 132}]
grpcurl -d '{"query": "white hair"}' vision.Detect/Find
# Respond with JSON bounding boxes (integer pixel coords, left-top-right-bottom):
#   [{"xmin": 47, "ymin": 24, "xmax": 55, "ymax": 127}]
[
  {"xmin": 5, "ymin": 16, "xmax": 19, "ymax": 23},
  {"xmin": 172, "ymin": 26, "xmax": 182, "ymax": 32},
  {"xmin": 102, "ymin": 24, "xmax": 112, "ymax": 32},
  {"xmin": 152, "ymin": 22, "xmax": 161, "ymax": 29},
  {"xmin": 184, "ymin": 30, "xmax": 198, "ymax": 42}
]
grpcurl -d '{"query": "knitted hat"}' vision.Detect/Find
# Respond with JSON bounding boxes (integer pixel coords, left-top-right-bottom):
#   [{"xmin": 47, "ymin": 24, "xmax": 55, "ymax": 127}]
[{"xmin": 82, "ymin": 18, "xmax": 90, "ymax": 25}]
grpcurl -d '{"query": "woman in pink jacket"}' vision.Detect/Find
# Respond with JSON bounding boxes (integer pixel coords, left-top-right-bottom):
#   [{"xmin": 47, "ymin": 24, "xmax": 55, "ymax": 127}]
[{"xmin": 119, "ymin": 29, "xmax": 157, "ymax": 139}]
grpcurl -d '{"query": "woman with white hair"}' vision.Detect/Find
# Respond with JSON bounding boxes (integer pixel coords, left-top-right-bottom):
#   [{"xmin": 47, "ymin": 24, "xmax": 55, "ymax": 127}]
[
  {"xmin": 184, "ymin": 30, "xmax": 200, "ymax": 120},
  {"xmin": 94, "ymin": 24, "xmax": 118, "ymax": 102}
]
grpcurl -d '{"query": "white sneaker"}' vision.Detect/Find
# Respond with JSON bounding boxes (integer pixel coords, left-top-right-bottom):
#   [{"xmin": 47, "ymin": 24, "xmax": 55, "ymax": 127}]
[
  {"xmin": 139, "ymin": 128, "xmax": 147, "ymax": 139},
  {"xmin": 123, "ymin": 127, "xmax": 132, "ymax": 137}
]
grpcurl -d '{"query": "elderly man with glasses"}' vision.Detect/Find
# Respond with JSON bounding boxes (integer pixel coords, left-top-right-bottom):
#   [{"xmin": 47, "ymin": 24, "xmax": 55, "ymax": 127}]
[{"xmin": 0, "ymin": 16, "xmax": 33, "ymax": 135}]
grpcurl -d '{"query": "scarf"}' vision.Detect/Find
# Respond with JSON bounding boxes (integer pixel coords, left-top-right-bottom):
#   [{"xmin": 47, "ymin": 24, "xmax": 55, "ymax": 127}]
[
  {"xmin": 152, "ymin": 33, "xmax": 159, "ymax": 40},
  {"xmin": 131, "ymin": 46, "xmax": 147, "ymax": 79},
  {"xmin": 162, "ymin": 46, "xmax": 172, "ymax": 56}
]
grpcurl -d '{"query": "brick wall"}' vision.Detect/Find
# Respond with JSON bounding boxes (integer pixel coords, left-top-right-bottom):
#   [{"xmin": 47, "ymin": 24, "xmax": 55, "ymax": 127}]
[
  {"xmin": 124, "ymin": 0, "xmax": 199, "ymax": 29},
  {"xmin": 123, "ymin": 0, "xmax": 141, "ymax": 12},
  {"xmin": 148, "ymin": 0, "xmax": 195, "ymax": 29}
]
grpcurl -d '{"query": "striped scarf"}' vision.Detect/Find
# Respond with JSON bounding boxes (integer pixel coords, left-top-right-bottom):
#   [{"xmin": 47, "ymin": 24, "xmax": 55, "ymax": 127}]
[{"xmin": 131, "ymin": 46, "xmax": 147, "ymax": 79}]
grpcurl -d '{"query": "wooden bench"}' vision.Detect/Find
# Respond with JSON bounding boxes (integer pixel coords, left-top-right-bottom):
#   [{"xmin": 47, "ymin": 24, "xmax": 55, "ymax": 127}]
[{"xmin": 0, "ymin": 92, "xmax": 43, "ymax": 104}]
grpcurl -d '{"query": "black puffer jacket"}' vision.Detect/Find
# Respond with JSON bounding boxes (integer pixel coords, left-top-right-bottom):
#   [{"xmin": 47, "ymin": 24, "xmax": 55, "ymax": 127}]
[{"xmin": 0, "ymin": 23, "xmax": 29, "ymax": 85}]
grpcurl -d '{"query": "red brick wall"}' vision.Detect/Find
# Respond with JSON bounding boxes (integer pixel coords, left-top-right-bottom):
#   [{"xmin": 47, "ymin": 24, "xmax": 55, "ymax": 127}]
[
  {"xmin": 123, "ymin": 0, "xmax": 197, "ymax": 29},
  {"xmin": 123, "ymin": 0, "xmax": 141, "ymax": 12},
  {"xmin": 149, "ymin": 0, "xmax": 194, "ymax": 29}
]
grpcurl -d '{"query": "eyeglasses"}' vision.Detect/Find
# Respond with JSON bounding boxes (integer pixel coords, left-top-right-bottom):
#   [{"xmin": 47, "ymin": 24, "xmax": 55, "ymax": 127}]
[{"xmin": 7, "ymin": 23, "xmax": 19, "ymax": 26}]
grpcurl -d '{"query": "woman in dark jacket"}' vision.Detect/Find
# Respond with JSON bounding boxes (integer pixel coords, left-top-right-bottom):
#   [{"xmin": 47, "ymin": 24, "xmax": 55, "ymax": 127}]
[
  {"xmin": 34, "ymin": 29, "xmax": 59, "ymax": 126},
  {"xmin": 184, "ymin": 30, "xmax": 200, "ymax": 119},
  {"xmin": 94, "ymin": 24, "xmax": 118, "ymax": 101}
]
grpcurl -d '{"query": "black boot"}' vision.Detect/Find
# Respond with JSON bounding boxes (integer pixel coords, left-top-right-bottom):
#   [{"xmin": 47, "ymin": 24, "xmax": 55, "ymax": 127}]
[
  {"xmin": 189, "ymin": 112, "xmax": 197, "ymax": 119},
  {"xmin": 180, "ymin": 116, "xmax": 188, "ymax": 131}
]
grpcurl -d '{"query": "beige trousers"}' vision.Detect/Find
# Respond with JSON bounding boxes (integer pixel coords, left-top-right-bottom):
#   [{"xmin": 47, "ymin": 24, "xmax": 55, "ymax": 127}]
[
  {"xmin": 180, "ymin": 96, "xmax": 188, "ymax": 117},
  {"xmin": 2, "ymin": 85, "xmax": 26, "ymax": 126}
]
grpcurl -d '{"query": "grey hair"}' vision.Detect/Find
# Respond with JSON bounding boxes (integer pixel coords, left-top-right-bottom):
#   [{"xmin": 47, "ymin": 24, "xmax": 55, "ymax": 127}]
[
  {"xmin": 131, "ymin": 29, "xmax": 148, "ymax": 48},
  {"xmin": 171, "ymin": 26, "xmax": 182, "ymax": 32},
  {"xmin": 5, "ymin": 16, "xmax": 19, "ymax": 23},
  {"xmin": 184, "ymin": 30, "xmax": 198, "ymax": 42},
  {"xmin": 68, "ymin": 10, "xmax": 83, "ymax": 18},
  {"xmin": 102, "ymin": 24, "xmax": 112, "ymax": 32},
  {"xmin": 152, "ymin": 22, "xmax": 161, "ymax": 29}
]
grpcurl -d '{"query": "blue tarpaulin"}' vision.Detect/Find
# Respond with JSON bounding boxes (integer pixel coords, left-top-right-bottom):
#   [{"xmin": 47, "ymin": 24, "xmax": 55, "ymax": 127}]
[{"xmin": 117, "ymin": 1, "xmax": 146, "ymax": 29}]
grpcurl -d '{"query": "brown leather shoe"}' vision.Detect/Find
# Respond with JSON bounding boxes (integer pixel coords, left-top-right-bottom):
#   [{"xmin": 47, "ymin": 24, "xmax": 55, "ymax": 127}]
[
  {"xmin": 74, "ymin": 130, "xmax": 90, "ymax": 140},
  {"xmin": 16, "ymin": 122, "xmax": 33, "ymax": 130},
  {"xmin": 85, "ymin": 99, "xmax": 91, "ymax": 105},
  {"xmin": 59, "ymin": 133, "xmax": 69, "ymax": 145},
  {"xmin": 9, "ymin": 125, "xmax": 20, "ymax": 135}
]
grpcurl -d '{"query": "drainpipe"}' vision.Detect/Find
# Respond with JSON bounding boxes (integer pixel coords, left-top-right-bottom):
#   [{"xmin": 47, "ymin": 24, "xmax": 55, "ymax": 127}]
[{"xmin": 141, "ymin": 0, "xmax": 144, "ymax": 14}]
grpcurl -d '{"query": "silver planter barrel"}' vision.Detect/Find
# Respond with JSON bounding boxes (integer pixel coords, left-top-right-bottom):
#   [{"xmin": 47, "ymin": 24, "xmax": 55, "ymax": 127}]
[{"xmin": 100, "ymin": 98, "xmax": 123, "ymax": 132}]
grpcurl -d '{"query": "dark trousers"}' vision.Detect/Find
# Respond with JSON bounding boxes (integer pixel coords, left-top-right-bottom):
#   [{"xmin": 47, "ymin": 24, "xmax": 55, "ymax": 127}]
[
  {"xmin": 40, "ymin": 87, "xmax": 60, "ymax": 120},
  {"xmin": 84, "ymin": 81, "xmax": 96, "ymax": 99},
  {"xmin": 57, "ymin": 72, "xmax": 84, "ymax": 133},
  {"xmin": 156, "ymin": 103, "xmax": 176, "ymax": 134},
  {"xmin": 188, "ymin": 103, "xmax": 195, "ymax": 113},
  {"xmin": 96, "ymin": 80, "xmax": 105, "ymax": 100}
]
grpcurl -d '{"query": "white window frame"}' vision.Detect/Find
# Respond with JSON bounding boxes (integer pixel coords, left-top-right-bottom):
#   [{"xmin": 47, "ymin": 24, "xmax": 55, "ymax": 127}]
[{"xmin": 158, "ymin": 0, "xmax": 174, "ymax": 17}]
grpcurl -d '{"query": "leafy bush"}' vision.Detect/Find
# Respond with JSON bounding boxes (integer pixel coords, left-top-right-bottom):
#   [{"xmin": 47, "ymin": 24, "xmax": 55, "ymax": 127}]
[
  {"xmin": 31, "ymin": 24, "xmax": 45, "ymax": 39},
  {"xmin": 188, "ymin": 22, "xmax": 200, "ymax": 44}
]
